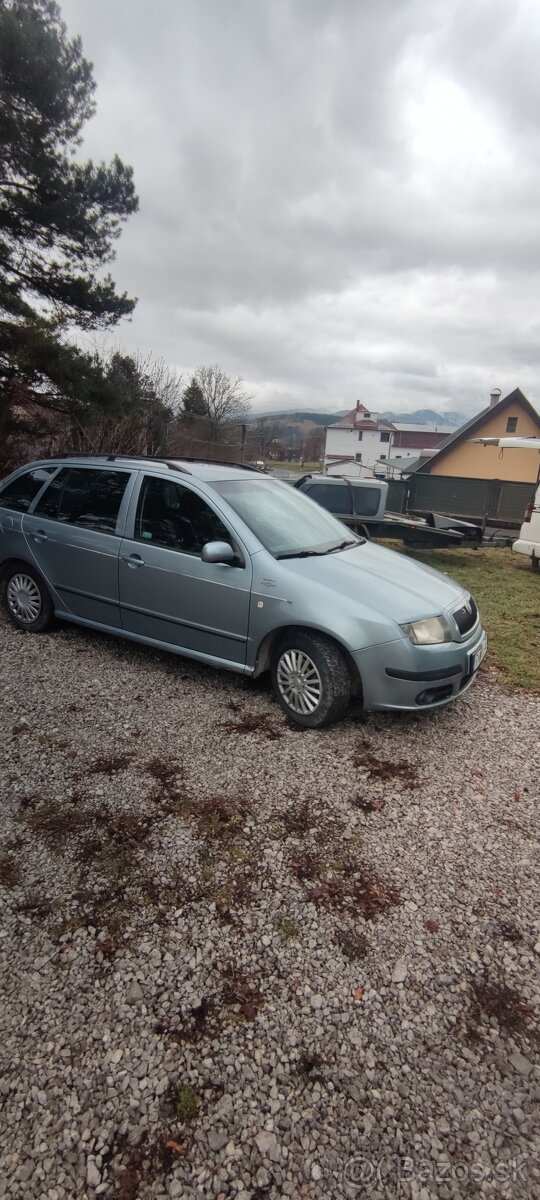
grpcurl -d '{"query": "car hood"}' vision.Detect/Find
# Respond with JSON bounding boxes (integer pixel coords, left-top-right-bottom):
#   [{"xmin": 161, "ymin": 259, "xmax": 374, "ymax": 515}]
[{"xmin": 281, "ymin": 541, "xmax": 466, "ymax": 623}]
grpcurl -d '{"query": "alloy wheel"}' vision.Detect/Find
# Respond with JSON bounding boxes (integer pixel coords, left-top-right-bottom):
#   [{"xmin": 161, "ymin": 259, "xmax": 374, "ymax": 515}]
[
  {"xmin": 276, "ymin": 648, "xmax": 323, "ymax": 715},
  {"xmin": 6, "ymin": 574, "xmax": 42, "ymax": 624}
]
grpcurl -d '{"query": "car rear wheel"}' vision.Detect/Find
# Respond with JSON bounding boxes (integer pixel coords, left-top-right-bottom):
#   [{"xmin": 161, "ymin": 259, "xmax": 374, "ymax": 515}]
[
  {"xmin": 271, "ymin": 631, "xmax": 351, "ymax": 728},
  {"xmin": 2, "ymin": 563, "xmax": 54, "ymax": 632}
]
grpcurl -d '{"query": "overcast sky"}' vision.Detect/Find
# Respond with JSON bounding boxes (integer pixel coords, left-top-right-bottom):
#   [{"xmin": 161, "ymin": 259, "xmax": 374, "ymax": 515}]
[{"xmin": 61, "ymin": 0, "xmax": 540, "ymax": 416}]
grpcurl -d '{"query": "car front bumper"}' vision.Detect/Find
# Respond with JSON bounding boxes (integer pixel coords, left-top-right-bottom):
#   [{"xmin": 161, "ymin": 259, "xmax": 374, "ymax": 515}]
[
  {"xmin": 512, "ymin": 538, "xmax": 537, "ymax": 560},
  {"xmin": 353, "ymin": 624, "xmax": 487, "ymax": 711}
]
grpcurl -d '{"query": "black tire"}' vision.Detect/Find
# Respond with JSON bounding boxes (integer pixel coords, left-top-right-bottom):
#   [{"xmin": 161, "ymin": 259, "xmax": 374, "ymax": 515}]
[
  {"xmin": 270, "ymin": 630, "xmax": 351, "ymax": 728},
  {"xmin": 1, "ymin": 562, "xmax": 54, "ymax": 632}
]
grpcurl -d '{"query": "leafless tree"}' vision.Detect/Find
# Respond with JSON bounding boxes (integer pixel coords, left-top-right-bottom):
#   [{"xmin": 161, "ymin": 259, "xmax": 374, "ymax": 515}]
[
  {"xmin": 194, "ymin": 364, "xmax": 252, "ymax": 442},
  {"xmin": 62, "ymin": 347, "xmax": 182, "ymax": 455},
  {"xmin": 131, "ymin": 351, "xmax": 183, "ymax": 416},
  {"xmin": 247, "ymin": 418, "xmax": 281, "ymax": 460},
  {"xmin": 63, "ymin": 409, "xmax": 169, "ymax": 456}
]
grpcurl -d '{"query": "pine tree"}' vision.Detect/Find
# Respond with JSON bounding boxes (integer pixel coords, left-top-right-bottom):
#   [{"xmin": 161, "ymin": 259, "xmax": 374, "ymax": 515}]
[
  {"xmin": 0, "ymin": 0, "xmax": 139, "ymax": 456},
  {"xmin": 182, "ymin": 377, "xmax": 207, "ymax": 417}
]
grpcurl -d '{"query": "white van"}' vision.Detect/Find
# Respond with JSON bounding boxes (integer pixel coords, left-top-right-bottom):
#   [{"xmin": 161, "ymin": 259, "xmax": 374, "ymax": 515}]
[
  {"xmin": 471, "ymin": 436, "xmax": 540, "ymax": 570},
  {"xmin": 514, "ymin": 482, "xmax": 540, "ymax": 570}
]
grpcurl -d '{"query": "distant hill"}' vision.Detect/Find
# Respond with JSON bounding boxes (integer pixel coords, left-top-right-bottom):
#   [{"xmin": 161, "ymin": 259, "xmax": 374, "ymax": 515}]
[
  {"xmin": 251, "ymin": 407, "xmax": 467, "ymax": 427},
  {"xmin": 249, "ymin": 410, "xmax": 347, "ymax": 426},
  {"xmin": 380, "ymin": 409, "xmax": 467, "ymax": 427},
  {"xmin": 245, "ymin": 404, "xmax": 468, "ymax": 461}
]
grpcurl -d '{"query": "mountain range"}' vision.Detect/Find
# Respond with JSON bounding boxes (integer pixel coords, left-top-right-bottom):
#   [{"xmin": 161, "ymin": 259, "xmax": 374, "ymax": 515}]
[
  {"xmin": 380, "ymin": 409, "xmax": 467, "ymax": 427},
  {"xmin": 250, "ymin": 408, "xmax": 467, "ymax": 428}
]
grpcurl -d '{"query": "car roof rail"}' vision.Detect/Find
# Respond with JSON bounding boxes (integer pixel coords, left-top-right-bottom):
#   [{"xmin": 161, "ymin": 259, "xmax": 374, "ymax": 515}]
[
  {"xmin": 53, "ymin": 452, "xmax": 193, "ymax": 474},
  {"xmin": 105, "ymin": 454, "xmax": 195, "ymax": 474},
  {"xmin": 51, "ymin": 452, "xmax": 263, "ymax": 474},
  {"xmin": 176, "ymin": 457, "xmax": 263, "ymax": 473}
]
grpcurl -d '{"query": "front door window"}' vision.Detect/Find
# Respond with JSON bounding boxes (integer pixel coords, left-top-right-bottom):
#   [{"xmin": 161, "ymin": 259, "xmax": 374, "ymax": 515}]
[{"xmin": 135, "ymin": 477, "xmax": 231, "ymax": 554}]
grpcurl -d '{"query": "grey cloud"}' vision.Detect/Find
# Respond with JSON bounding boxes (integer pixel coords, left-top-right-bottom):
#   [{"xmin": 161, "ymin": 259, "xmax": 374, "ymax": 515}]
[{"xmin": 60, "ymin": 0, "xmax": 540, "ymax": 414}]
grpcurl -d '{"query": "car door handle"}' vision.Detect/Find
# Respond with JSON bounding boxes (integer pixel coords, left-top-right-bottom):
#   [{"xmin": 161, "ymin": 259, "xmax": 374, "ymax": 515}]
[
  {"xmin": 121, "ymin": 553, "xmax": 145, "ymax": 568},
  {"xmin": 33, "ymin": 530, "xmax": 48, "ymax": 543}
]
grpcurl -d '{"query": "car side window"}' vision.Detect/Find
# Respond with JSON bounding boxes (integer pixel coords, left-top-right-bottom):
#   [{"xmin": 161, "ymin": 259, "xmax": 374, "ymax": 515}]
[
  {"xmin": 306, "ymin": 484, "xmax": 352, "ymax": 515},
  {"xmin": 0, "ymin": 467, "xmax": 55, "ymax": 512},
  {"xmin": 353, "ymin": 487, "xmax": 382, "ymax": 517},
  {"xmin": 135, "ymin": 476, "xmax": 232, "ymax": 555},
  {"xmin": 34, "ymin": 467, "xmax": 130, "ymax": 533}
]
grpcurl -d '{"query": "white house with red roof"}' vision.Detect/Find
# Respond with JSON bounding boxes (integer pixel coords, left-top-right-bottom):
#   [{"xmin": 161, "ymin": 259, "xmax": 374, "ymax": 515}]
[
  {"xmin": 324, "ymin": 401, "xmax": 395, "ymax": 476},
  {"xmin": 324, "ymin": 402, "xmax": 456, "ymax": 477}
]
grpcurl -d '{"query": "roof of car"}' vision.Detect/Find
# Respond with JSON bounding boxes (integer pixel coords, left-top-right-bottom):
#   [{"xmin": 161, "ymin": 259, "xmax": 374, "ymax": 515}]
[{"xmin": 27, "ymin": 455, "xmax": 265, "ymax": 482}]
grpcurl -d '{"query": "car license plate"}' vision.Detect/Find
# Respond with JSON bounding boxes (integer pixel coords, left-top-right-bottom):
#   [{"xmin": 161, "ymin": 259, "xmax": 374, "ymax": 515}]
[{"xmin": 471, "ymin": 633, "xmax": 487, "ymax": 673}]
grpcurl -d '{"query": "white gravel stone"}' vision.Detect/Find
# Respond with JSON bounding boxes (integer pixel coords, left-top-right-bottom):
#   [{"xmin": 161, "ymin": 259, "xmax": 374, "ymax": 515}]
[
  {"xmin": 207, "ymin": 1129, "xmax": 228, "ymax": 1152},
  {"xmin": 125, "ymin": 982, "xmax": 144, "ymax": 1005},
  {"xmin": 0, "ymin": 616, "xmax": 538, "ymax": 1200},
  {"xmin": 509, "ymin": 1051, "xmax": 533, "ymax": 1077},
  {"xmin": 86, "ymin": 1159, "xmax": 100, "ymax": 1189}
]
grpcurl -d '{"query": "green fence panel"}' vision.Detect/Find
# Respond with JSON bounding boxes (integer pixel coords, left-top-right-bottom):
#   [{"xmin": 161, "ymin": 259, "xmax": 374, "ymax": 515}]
[
  {"xmin": 386, "ymin": 480, "xmax": 408, "ymax": 513},
  {"xmin": 409, "ymin": 475, "xmax": 491, "ymax": 518},
  {"xmin": 496, "ymin": 481, "xmax": 536, "ymax": 522},
  {"xmin": 408, "ymin": 474, "xmax": 536, "ymax": 524}
]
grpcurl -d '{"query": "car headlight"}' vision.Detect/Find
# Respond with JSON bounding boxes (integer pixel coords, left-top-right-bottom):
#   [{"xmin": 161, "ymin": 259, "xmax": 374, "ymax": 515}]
[{"xmin": 401, "ymin": 616, "xmax": 453, "ymax": 645}]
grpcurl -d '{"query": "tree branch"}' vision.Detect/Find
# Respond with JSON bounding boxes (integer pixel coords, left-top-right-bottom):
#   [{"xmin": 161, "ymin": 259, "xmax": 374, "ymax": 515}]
[{"xmin": 0, "ymin": 181, "xmax": 39, "ymax": 194}]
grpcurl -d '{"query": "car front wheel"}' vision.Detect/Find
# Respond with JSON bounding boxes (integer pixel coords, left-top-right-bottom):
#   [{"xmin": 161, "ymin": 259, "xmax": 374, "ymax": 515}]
[
  {"xmin": 2, "ymin": 563, "xmax": 54, "ymax": 632},
  {"xmin": 271, "ymin": 631, "xmax": 351, "ymax": 728}
]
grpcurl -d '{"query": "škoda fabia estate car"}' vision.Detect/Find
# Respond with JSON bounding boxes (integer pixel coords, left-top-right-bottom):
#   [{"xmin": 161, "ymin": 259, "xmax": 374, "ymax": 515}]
[{"xmin": 0, "ymin": 456, "xmax": 487, "ymax": 728}]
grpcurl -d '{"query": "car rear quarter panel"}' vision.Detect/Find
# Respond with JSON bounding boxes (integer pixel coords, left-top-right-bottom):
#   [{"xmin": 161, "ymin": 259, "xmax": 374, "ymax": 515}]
[{"xmin": 0, "ymin": 509, "xmax": 26, "ymax": 567}]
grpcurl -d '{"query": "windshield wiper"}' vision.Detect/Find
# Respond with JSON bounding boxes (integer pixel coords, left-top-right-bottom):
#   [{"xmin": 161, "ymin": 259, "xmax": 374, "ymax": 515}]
[
  {"xmin": 328, "ymin": 539, "xmax": 362, "ymax": 552},
  {"xmin": 276, "ymin": 539, "xmax": 362, "ymax": 560},
  {"xmin": 275, "ymin": 548, "xmax": 328, "ymax": 559}
]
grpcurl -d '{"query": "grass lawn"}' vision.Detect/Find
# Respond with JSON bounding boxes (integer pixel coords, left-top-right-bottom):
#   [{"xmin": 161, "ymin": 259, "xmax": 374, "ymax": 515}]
[{"xmin": 386, "ymin": 545, "xmax": 540, "ymax": 692}]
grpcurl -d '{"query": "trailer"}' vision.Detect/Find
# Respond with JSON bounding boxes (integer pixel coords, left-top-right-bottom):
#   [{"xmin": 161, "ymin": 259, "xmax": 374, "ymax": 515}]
[{"xmin": 293, "ymin": 474, "xmax": 482, "ymax": 549}]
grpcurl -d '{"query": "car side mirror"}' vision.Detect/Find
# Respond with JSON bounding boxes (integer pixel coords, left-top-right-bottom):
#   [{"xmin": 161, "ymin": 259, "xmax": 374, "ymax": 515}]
[{"xmin": 201, "ymin": 540, "xmax": 236, "ymax": 565}]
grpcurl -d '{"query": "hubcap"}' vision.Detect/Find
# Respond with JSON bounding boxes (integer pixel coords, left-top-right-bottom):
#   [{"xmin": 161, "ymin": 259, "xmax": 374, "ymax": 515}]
[
  {"xmin": 276, "ymin": 648, "xmax": 323, "ymax": 715},
  {"xmin": 7, "ymin": 574, "xmax": 42, "ymax": 624}
]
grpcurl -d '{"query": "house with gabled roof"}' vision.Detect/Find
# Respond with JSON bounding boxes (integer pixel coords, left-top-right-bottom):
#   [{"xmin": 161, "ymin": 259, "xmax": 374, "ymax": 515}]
[
  {"xmin": 324, "ymin": 401, "xmax": 452, "ymax": 477},
  {"xmin": 414, "ymin": 388, "xmax": 540, "ymax": 484}
]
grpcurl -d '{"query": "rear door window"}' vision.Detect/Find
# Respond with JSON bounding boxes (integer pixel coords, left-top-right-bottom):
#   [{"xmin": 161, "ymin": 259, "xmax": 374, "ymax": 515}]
[
  {"xmin": 0, "ymin": 467, "xmax": 55, "ymax": 512},
  {"xmin": 34, "ymin": 467, "xmax": 130, "ymax": 533},
  {"xmin": 305, "ymin": 484, "xmax": 353, "ymax": 515}
]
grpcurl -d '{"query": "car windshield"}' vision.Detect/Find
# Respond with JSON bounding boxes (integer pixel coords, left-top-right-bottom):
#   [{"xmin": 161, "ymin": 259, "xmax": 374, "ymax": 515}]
[{"xmin": 213, "ymin": 478, "xmax": 360, "ymax": 557}]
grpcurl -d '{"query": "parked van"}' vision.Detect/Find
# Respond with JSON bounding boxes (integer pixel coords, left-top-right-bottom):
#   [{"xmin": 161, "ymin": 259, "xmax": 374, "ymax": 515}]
[{"xmin": 514, "ymin": 483, "xmax": 540, "ymax": 570}]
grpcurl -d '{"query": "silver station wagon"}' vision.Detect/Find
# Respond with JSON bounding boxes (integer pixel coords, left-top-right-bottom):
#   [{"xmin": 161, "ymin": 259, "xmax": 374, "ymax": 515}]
[{"xmin": 0, "ymin": 456, "xmax": 487, "ymax": 728}]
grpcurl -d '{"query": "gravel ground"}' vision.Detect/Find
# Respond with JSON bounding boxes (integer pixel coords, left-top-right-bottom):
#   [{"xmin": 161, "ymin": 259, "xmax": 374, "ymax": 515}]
[{"xmin": 0, "ymin": 612, "xmax": 538, "ymax": 1200}]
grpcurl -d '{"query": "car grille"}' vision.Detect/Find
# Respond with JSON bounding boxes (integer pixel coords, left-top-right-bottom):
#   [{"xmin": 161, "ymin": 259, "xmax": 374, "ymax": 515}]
[{"xmin": 453, "ymin": 597, "xmax": 478, "ymax": 636}]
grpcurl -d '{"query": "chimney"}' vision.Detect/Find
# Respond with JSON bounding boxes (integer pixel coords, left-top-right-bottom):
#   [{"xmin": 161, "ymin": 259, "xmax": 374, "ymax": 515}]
[{"xmin": 489, "ymin": 387, "xmax": 501, "ymax": 408}]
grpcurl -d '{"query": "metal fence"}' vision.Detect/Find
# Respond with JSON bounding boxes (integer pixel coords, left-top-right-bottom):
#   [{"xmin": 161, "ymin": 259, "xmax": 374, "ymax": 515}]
[
  {"xmin": 406, "ymin": 473, "xmax": 535, "ymax": 526},
  {"xmin": 490, "ymin": 480, "xmax": 537, "ymax": 523},
  {"xmin": 386, "ymin": 480, "xmax": 408, "ymax": 513}
]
